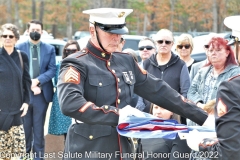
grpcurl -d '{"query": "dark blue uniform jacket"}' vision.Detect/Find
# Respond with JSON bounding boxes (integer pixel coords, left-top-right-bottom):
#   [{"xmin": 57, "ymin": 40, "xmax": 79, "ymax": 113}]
[{"xmin": 57, "ymin": 41, "xmax": 207, "ymax": 160}]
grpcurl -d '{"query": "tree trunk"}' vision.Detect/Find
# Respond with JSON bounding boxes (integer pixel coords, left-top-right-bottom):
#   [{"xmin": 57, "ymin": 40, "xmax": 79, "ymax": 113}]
[
  {"xmin": 14, "ymin": 0, "xmax": 19, "ymax": 27},
  {"xmin": 111, "ymin": 0, "xmax": 127, "ymax": 8},
  {"xmin": 52, "ymin": 24, "xmax": 57, "ymax": 38},
  {"xmin": 66, "ymin": 0, "xmax": 72, "ymax": 40},
  {"xmin": 212, "ymin": 0, "xmax": 218, "ymax": 32},
  {"xmin": 39, "ymin": 0, "xmax": 44, "ymax": 22},
  {"xmin": 169, "ymin": 0, "xmax": 175, "ymax": 31},
  {"xmin": 32, "ymin": 0, "xmax": 36, "ymax": 19},
  {"xmin": 7, "ymin": 0, "xmax": 12, "ymax": 23}
]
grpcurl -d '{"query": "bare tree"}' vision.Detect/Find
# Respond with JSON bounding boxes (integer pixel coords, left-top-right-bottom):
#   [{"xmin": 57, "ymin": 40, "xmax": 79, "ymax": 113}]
[
  {"xmin": 6, "ymin": 0, "xmax": 12, "ymax": 23},
  {"xmin": 66, "ymin": 0, "xmax": 72, "ymax": 40},
  {"xmin": 169, "ymin": 0, "xmax": 175, "ymax": 31},
  {"xmin": 39, "ymin": 0, "xmax": 44, "ymax": 22},
  {"xmin": 212, "ymin": 0, "xmax": 218, "ymax": 32},
  {"xmin": 111, "ymin": 0, "xmax": 127, "ymax": 8},
  {"xmin": 14, "ymin": 0, "xmax": 19, "ymax": 27},
  {"xmin": 32, "ymin": 0, "xmax": 36, "ymax": 19},
  {"xmin": 143, "ymin": 0, "xmax": 149, "ymax": 36}
]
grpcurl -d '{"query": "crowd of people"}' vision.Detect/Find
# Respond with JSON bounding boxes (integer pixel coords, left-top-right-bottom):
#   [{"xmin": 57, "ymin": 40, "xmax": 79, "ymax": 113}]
[{"xmin": 0, "ymin": 7, "xmax": 240, "ymax": 160}]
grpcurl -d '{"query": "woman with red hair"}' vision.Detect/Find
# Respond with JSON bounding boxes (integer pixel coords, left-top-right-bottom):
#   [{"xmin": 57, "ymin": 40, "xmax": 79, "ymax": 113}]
[{"xmin": 187, "ymin": 36, "xmax": 240, "ymax": 112}]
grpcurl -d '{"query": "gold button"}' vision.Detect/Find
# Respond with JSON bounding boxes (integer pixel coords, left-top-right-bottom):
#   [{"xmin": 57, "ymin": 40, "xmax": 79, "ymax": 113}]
[
  {"xmin": 112, "ymin": 70, "xmax": 115, "ymax": 73},
  {"xmin": 108, "ymin": 62, "xmax": 110, "ymax": 66},
  {"xmin": 101, "ymin": 53, "xmax": 106, "ymax": 57},
  {"xmin": 105, "ymin": 105, "xmax": 108, "ymax": 109},
  {"xmin": 115, "ymin": 109, "xmax": 118, "ymax": 112},
  {"xmin": 89, "ymin": 135, "xmax": 93, "ymax": 140},
  {"xmin": 118, "ymin": 78, "xmax": 120, "ymax": 82},
  {"xmin": 118, "ymin": 88, "xmax": 121, "ymax": 93},
  {"xmin": 99, "ymin": 82, "xmax": 102, "ymax": 86},
  {"xmin": 118, "ymin": 99, "xmax": 120, "ymax": 104}
]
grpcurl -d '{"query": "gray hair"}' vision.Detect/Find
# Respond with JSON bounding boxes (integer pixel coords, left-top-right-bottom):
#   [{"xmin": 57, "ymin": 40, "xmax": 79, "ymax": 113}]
[
  {"xmin": 0, "ymin": 23, "xmax": 20, "ymax": 40},
  {"xmin": 139, "ymin": 37, "xmax": 157, "ymax": 50}
]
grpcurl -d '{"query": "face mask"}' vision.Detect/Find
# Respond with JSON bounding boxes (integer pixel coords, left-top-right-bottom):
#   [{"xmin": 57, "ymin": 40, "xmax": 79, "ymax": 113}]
[{"xmin": 30, "ymin": 31, "xmax": 41, "ymax": 41}]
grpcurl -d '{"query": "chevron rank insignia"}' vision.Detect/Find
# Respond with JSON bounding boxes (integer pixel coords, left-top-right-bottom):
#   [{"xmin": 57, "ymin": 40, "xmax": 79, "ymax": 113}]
[{"xmin": 64, "ymin": 66, "xmax": 80, "ymax": 84}]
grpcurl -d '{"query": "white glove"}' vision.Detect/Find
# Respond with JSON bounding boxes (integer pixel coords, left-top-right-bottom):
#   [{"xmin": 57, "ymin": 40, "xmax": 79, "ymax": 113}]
[
  {"xmin": 186, "ymin": 129, "xmax": 204, "ymax": 151},
  {"xmin": 186, "ymin": 129, "xmax": 217, "ymax": 151},
  {"xmin": 120, "ymin": 105, "xmax": 145, "ymax": 116},
  {"xmin": 118, "ymin": 105, "xmax": 145, "ymax": 124},
  {"xmin": 202, "ymin": 115, "xmax": 215, "ymax": 127}
]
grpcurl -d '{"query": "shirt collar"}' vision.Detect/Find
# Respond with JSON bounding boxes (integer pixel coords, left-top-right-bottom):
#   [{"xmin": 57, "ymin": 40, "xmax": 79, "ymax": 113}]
[{"xmin": 29, "ymin": 40, "xmax": 41, "ymax": 48}]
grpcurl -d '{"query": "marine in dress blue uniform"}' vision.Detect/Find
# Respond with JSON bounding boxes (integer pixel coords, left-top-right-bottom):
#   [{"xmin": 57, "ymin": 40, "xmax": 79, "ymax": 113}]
[{"xmin": 57, "ymin": 8, "xmax": 208, "ymax": 160}]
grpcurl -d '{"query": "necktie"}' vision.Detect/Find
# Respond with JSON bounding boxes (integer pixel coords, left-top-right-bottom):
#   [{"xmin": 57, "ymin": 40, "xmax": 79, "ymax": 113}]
[{"xmin": 32, "ymin": 45, "xmax": 40, "ymax": 78}]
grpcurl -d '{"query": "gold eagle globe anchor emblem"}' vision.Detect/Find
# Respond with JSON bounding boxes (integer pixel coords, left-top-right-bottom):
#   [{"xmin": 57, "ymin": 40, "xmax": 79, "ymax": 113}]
[{"xmin": 118, "ymin": 12, "xmax": 125, "ymax": 18}]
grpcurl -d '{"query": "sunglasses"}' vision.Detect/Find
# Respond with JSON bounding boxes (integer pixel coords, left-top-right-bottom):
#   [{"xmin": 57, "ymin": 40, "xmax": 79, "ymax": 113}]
[
  {"xmin": 65, "ymin": 49, "xmax": 77, "ymax": 53},
  {"xmin": 157, "ymin": 40, "xmax": 172, "ymax": 45},
  {"xmin": 177, "ymin": 44, "xmax": 191, "ymax": 49},
  {"xmin": 139, "ymin": 46, "xmax": 154, "ymax": 51},
  {"xmin": 2, "ymin": 35, "xmax": 15, "ymax": 39},
  {"xmin": 204, "ymin": 45, "xmax": 209, "ymax": 49}
]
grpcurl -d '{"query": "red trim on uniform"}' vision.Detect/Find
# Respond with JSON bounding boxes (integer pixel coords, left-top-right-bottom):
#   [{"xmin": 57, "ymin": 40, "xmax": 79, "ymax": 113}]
[
  {"xmin": 89, "ymin": 41, "xmax": 112, "ymax": 55},
  {"xmin": 76, "ymin": 52, "xmax": 87, "ymax": 58},
  {"xmin": 88, "ymin": 50, "xmax": 111, "ymax": 61},
  {"xmin": 136, "ymin": 63, "xmax": 147, "ymax": 74},
  {"xmin": 117, "ymin": 134, "xmax": 123, "ymax": 160},
  {"xmin": 180, "ymin": 95, "xmax": 195, "ymax": 104},
  {"xmin": 91, "ymin": 106, "xmax": 119, "ymax": 115},
  {"xmin": 79, "ymin": 102, "xmax": 94, "ymax": 112},
  {"xmin": 228, "ymin": 74, "xmax": 240, "ymax": 81},
  {"xmin": 105, "ymin": 61, "xmax": 120, "ymax": 108}
]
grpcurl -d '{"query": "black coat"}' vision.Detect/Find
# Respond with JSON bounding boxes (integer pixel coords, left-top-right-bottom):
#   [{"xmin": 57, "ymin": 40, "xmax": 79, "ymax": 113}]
[
  {"xmin": 0, "ymin": 47, "xmax": 31, "ymax": 131},
  {"xmin": 57, "ymin": 41, "xmax": 207, "ymax": 160}
]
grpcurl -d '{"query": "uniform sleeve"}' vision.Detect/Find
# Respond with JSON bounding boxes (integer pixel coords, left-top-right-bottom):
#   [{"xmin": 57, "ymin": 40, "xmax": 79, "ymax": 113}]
[
  {"xmin": 22, "ymin": 52, "xmax": 31, "ymax": 104},
  {"xmin": 180, "ymin": 64, "xmax": 190, "ymax": 98},
  {"xmin": 133, "ymin": 61, "xmax": 208, "ymax": 125},
  {"xmin": 57, "ymin": 57, "xmax": 119, "ymax": 126},
  {"xmin": 199, "ymin": 79, "xmax": 240, "ymax": 159}
]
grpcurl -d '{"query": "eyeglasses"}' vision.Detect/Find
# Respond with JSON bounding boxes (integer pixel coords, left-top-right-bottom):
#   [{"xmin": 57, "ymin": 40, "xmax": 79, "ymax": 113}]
[
  {"xmin": 204, "ymin": 45, "xmax": 209, "ymax": 49},
  {"xmin": 1, "ymin": 35, "xmax": 15, "ymax": 39},
  {"xmin": 139, "ymin": 46, "xmax": 154, "ymax": 51},
  {"xmin": 157, "ymin": 40, "xmax": 172, "ymax": 45},
  {"xmin": 177, "ymin": 44, "xmax": 191, "ymax": 49},
  {"xmin": 65, "ymin": 49, "xmax": 77, "ymax": 53}
]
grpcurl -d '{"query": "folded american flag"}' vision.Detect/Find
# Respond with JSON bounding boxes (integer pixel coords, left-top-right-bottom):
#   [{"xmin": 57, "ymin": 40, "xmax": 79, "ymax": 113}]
[{"xmin": 117, "ymin": 109, "xmax": 215, "ymax": 139}]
